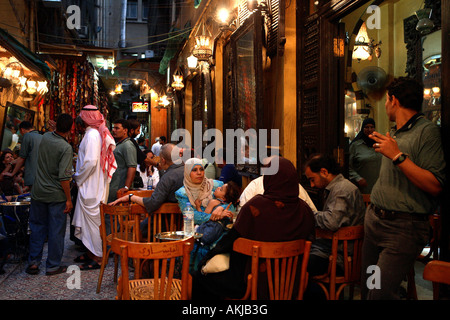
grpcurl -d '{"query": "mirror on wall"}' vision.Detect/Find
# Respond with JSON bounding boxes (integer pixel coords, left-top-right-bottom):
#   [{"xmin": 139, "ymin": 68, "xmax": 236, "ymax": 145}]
[
  {"xmin": 230, "ymin": 9, "xmax": 263, "ymax": 175},
  {"xmin": 1, "ymin": 102, "xmax": 35, "ymax": 151},
  {"xmin": 421, "ymin": 30, "xmax": 441, "ymax": 126}
]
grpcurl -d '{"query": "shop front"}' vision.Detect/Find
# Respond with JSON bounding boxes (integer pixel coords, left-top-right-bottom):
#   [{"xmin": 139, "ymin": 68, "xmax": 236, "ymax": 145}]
[{"xmin": 0, "ymin": 27, "xmax": 51, "ymax": 151}]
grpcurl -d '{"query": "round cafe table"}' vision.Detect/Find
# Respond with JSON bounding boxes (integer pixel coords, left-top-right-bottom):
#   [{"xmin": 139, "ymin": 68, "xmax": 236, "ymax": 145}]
[{"xmin": 155, "ymin": 231, "xmax": 202, "ymax": 241}]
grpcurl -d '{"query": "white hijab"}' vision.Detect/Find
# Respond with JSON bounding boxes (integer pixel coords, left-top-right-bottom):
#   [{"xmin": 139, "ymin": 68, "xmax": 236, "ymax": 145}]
[{"xmin": 183, "ymin": 158, "xmax": 214, "ymax": 206}]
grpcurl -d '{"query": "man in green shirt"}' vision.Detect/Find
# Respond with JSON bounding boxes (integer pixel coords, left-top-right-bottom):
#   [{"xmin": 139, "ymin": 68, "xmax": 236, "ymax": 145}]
[
  {"xmin": 361, "ymin": 77, "xmax": 446, "ymax": 300},
  {"xmin": 26, "ymin": 114, "xmax": 74, "ymax": 276},
  {"xmin": 107, "ymin": 119, "xmax": 137, "ymax": 203}
]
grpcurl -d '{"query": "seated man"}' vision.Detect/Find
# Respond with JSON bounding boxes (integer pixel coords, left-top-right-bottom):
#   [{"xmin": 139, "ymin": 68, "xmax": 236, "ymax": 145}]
[
  {"xmin": 109, "ymin": 143, "xmax": 184, "ymax": 238},
  {"xmin": 303, "ymin": 154, "xmax": 365, "ymax": 278}
]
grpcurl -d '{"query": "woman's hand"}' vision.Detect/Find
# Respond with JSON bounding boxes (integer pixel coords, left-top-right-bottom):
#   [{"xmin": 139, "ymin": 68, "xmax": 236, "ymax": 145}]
[{"xmin": 194, "ymin": 199, "xmax": 202, "ymax": 211}]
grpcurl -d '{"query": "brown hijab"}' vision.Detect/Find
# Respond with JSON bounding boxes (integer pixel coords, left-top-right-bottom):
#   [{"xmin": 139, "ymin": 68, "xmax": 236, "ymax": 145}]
[{"xmin": 234, "ymin": 157, "xmax": 315, "ymax": 242}]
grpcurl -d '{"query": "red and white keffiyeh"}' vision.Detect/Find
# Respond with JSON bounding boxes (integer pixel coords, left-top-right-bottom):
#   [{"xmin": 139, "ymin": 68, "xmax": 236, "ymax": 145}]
[{"xmin": 80, "ymin": 105, "xmax": 117, "ymax": 182}]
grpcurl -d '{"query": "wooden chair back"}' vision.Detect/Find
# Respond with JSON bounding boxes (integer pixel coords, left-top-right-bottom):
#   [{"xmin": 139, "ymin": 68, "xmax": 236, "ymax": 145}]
[
  {"xmin": 134, "ymin": 202, "xmax": 182, "ymax": 242},
  {"xmin": 232, "ymin": 238, "xmax": 312, "ymax": 300},
  {"xmin": 97, "ymin": 202, "xmax": 141, "ymax": 293},
  {"xmin": 111, "ymin": 237, "xmax": 194, "ymax": 300},
  {"xmin": 423, "ymin": 260, "xmax": 450, "ymax": 300},
  {"xmin": 313, "ymin": 225, "xmax": 364, "ymax": 300},
  {"xmin": 117, "ymin": 189, "xmax": 154, "ymax": 199}
]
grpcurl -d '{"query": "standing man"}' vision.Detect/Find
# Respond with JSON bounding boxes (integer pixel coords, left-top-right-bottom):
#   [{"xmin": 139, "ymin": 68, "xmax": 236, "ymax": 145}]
[
  {"xmin": 152, "ymin": 136, "xmax": 166, "ymax": 156},
  {"xmin": 25, "ymin": 114, "xmax": 74, "ymax": 276},
  {"xmin": 361, "ymin": 77, "xmax": 446, "ymax": 300},
  {"xmin": 304, "ymin": 154, "xmax": 365, "ymax": 277},
  {"xmin": 72, "ymin": 105, "xmax": 117, "ymax": 270},
  {"xmin": 128, "ymin": 118, "xmax": 146, "ymax": 164},
  {"xmin": 107, "ymin": 119, "xmax": 137, "ymax": 203},
  {"xmin": 7, "ymin": 121, "xmax": 42, "ymax": 189},
  {"xmin": 151, "ymin": 137, "xmax": 160, "ymax": 156}
]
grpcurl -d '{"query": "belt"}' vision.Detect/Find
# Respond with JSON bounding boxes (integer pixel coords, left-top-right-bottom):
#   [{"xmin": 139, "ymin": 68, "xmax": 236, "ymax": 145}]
[{"xmin": 371, "ymin": 204, "xmax": 429, "ymax": 221}]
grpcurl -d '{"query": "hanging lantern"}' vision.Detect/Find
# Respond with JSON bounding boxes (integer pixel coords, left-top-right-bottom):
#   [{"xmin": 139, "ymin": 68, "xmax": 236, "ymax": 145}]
[
  {"xmin": 187, "ymin": 54, "xmax": 198, "ymax": 69},
  {"xmin": 114, "ymin": 82, "xmax": 123, "ymax": 94},
  {"xmin": 193, "ymin": 22, "xmax": 213, "ymax": 61},
  {"xmin": 415, "ymin": 8, "xmax": 434, "ymax": 35},
  {"xmin": 171, "ymin": 69, "xmax": 184, "ymax": 90},
  {"xmin": 37, "ymin": 81, "xmax": 48, "ymax": 95},
  {"xmin": 352, "ymin": 22, "xmax": 382, "ymax": 62}
]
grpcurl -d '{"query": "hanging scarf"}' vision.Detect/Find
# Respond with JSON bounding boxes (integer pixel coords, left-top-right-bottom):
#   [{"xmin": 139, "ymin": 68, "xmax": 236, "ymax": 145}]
[
  {"xmin": 80, "ymin": 105, "xmax": 117, "ymax": 182},
  {"xmin": 183, "ymin": 158, "xmax": 214, "ymax": 206}
]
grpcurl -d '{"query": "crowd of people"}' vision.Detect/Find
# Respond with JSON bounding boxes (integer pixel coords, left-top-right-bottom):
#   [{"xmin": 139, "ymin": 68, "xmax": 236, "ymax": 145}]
[{"xmin": 0, "ymin": 77, "xmax": 446, "ymax": 300}]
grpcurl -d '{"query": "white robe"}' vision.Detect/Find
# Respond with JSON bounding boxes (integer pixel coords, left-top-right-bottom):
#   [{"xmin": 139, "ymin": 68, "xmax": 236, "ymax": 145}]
[{"xmin": 72, "ymin": 127, "xmax": 108, "ymax": 257}]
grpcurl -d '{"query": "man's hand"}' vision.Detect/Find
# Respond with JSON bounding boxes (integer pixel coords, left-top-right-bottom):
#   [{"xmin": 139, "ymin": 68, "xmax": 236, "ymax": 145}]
[
  {"xmin": 64, "ymin": 200, "xmax": 73, "ymax": 214},
  {"xmin": 109, "ymin": 195, "xmax": 127, "ymax": 206},
  {"xmin": 370, "ymin": 131, "xmax": 401, "ymax": 160}
]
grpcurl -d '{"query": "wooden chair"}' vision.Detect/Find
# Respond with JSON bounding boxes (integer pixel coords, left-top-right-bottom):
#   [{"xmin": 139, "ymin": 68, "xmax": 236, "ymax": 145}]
[
  {"xmin": 97, "ymin": 202, "xmax": 141, "ymax": 294},
  {"xmin": 232, "ymin": 238, "xmax": 312, "ymax": 300},
  {"xmin": 407, "ymin": 213, "xmax": 441, "ymax": 300},
  {"xmin": 111, "ymin": 237, "xmax": 194, "ymax": 300},
  {"xmin": 423, "ymin": 260, "xmax": 450, "ymax": 300},
  {"xmin": 312, "ymin": 225, "xmax": 364, "ymax": 300}
]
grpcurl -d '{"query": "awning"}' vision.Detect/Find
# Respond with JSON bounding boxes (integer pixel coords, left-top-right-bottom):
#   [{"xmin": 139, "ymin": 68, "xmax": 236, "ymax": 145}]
[
  {"xmin": 0, "ymin": 27, "xmax": 51, "ymax": 79},
  {"xmin": 158, "ymin": 22, "xmax": 192, "ymax": 75}
]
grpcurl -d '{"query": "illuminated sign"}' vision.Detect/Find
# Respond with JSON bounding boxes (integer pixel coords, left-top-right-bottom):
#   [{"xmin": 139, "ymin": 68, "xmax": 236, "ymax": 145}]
[{"xmin": 132, "ymin": 102, "xmax": 149, "ymax": 112}]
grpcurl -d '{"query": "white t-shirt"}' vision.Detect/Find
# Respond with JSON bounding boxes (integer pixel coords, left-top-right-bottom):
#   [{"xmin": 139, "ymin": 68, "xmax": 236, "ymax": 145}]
[{"xmin": 238, "ymin": 176, "xmax": 317, "ymax": 213}]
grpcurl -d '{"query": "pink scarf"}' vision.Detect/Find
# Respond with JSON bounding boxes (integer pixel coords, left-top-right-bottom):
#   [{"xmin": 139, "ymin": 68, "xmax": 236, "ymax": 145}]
[{"xmin": 80, "ymin": 105, "xmax": 117, "ymax": 181}]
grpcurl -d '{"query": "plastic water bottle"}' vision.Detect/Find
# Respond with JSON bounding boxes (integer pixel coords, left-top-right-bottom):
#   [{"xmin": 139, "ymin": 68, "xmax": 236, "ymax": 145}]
[
  {"xmin": 147, "ymin": 175, "xmax": 153, "ymax": 190},
  {"xmin": 183, "ymin": 202, "xmax": 194, "ymax": 236}
]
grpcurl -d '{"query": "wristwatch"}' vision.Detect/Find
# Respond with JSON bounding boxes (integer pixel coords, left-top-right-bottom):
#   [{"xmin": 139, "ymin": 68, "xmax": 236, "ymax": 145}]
[
  {"xmin": 393, "ymin": 153, "xmax": 408, "ymax": 165},
  {"xmin": 128, "ymin": 194, "xmax": 134, "ymax": 202}
]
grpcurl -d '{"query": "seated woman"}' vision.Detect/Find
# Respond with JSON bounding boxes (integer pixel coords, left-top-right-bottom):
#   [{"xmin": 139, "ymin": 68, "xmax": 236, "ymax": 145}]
[
  {"xmin": 0, "ymin": 150, "xmax": 17, "ymax": 196},
  {"xmin": 137, "ymin": 149, "xmax": 160, "ymax": 190},
  {"xmin": 175, "ymin": 158, "xmax": 235, "ymax": 225},
  {"xmin": 191, "ymin": 157, "xmax": 315, "ymax": 300}
]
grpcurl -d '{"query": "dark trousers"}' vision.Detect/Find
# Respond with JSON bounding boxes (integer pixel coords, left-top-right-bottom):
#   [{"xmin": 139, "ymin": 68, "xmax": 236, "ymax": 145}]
[{"xmin": 361, "ymin": 205, "xmax": 430, "ymax": 300}]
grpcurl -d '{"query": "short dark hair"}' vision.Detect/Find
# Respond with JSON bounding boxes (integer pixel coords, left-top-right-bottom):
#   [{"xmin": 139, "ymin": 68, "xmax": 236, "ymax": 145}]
[
  {"xmin": 56, "ymin": 114, "xmax": 74, "ymax": 133},
  {"xmin": 19, "ymin": 121, "xmax": 33, "ymax": 130},
  {"xmin": 304, "ymin": 153, "xmax": 340, "ymax": 175},
  {"xmin": 113, "ymin": 118, "xmax": 130, "ymax": 131},
  {"xmin": 386, "ymin": 77, "xmax": 423, "ymax": 112},
  {"xmin": 224, "ymin": 181, "xmax": 241, "ymax": 206},
  {"xmin": 159, "ymin": 136, "xmax": 166, "ymax": 143},
  {"xmin": 128, "ymin": 118, "xmax": 141, "ymax": 130}
]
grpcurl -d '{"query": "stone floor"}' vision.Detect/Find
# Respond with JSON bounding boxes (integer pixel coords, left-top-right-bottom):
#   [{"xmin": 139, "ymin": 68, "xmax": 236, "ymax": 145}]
[
  {"xmin": 0, "ymin": 220, "xmax": 117, "ymax": 300},
  {"xmin": 0, "ymin": 220, "xmax": 434, "ymax": 300}
]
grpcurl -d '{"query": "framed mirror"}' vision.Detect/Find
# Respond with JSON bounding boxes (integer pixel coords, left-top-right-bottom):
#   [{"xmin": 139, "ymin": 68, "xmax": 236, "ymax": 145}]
[
  {"xmin": 229, "ymin": 9, "xmax": 264, "ymax": 175},
  {"xmin": 1, "ymin": 102, "xmax": 35, "ymax": 151}
]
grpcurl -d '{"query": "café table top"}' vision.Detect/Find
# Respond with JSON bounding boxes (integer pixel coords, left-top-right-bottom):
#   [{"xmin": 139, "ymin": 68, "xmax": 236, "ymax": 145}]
[{"xmin": 155, "ymin": 231, "xmax": 202, "ymax": 241}]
